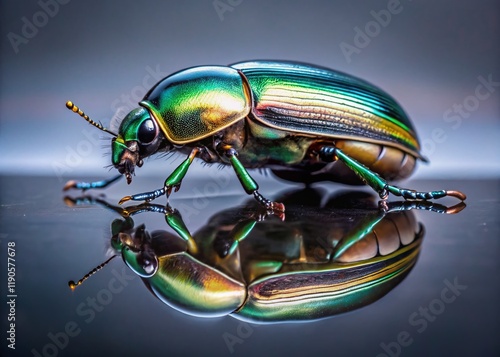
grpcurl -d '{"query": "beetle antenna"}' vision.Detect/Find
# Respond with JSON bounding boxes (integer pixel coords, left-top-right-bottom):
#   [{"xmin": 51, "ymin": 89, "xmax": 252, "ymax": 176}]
[
  {"xmin": 66, "ymin": 101, "xmax": 118, "ymax": 137},
  {"xmin": 68, "ymin": 255, "xmax": 118, "ymax": 290}
]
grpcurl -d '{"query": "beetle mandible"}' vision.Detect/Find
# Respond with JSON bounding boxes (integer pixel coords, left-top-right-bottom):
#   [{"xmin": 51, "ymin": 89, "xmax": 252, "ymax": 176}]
[{"xmin": 65, "ymin": 60, "xmax": 466, "ymax": 211}]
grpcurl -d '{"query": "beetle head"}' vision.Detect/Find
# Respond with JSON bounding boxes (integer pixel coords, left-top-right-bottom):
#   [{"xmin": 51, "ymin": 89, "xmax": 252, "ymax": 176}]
[
  {"xmin": 118, "ymin": 224, "xmax": 160, "ymax": 278},
  {"xmin": 117, "ymin": 222, "xmax": 188, "ymax": 278},
  {"xmin": 65, "ymin": 101, "xmax": 173, "ymax": 184},
  {"xmin": 112, "ymin": 107, "xmax": 170, "ymax": 184}
]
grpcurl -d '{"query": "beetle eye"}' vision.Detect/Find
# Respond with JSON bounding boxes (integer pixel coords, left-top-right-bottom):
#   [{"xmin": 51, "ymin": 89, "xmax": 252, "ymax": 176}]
[
  {"xmin": 138, "ymin": 250, "xmax": 158, "ymax": 277},
  {"xmin": 137, "ymin": 118, "xmax": 157, "ymax": 144}
]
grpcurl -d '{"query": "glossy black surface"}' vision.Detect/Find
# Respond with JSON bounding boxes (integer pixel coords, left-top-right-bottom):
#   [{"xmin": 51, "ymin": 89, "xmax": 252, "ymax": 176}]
[{"xmin": 0, "ymin": 175, "xmax": 498, "ymax": 356}]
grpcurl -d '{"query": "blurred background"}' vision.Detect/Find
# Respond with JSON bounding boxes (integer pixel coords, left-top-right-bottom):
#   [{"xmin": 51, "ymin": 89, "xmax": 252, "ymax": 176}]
[{"xmin": 1, "ymin": 0, "xmax": 499, "ymax": 180}]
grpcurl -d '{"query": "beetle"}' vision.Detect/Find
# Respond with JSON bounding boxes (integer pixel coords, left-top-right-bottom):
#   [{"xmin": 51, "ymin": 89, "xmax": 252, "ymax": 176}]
[
  {"xmin": 68, "ymin": 190, "xmax": 464, "ymax": 322},
  {"xmin": 65, "ymin": 60, "xmax": 466, "ymax": 211}
]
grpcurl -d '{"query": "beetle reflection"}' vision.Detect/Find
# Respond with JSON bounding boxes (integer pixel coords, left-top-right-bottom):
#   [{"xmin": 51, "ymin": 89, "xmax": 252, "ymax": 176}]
[{"xmin": 66, "ymin": 190, "xmax": 464, "ymax": 323}]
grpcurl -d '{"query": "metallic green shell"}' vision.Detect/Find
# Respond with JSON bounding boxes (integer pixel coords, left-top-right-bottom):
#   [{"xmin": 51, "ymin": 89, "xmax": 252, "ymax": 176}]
[
  {"xmin": 231, "ymin": 61, "xmax": 422, "ymax": 158},
  {"xmin": 236, "ymin": 239, "xmax": 421, "ymax": 322},
  {"xmin": 148, "ymin": 253, "xmax": 246, "ymax": 318},
  {"xmin": 140, "ymin": 66, "xmax": 250, "ymax": 144}
]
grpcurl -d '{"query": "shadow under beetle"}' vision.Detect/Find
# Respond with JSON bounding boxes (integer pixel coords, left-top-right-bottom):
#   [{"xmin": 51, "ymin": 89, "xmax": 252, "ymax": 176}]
[
  {"xmin": 65, "ymin": 61, "xmax": 466, "ymax": 211},
  {"xmin": 66, "ymin": 190, "xmax": 465, "ymax": 323}
]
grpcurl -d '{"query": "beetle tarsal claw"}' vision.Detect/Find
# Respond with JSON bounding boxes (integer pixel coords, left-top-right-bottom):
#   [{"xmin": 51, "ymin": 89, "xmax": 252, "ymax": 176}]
[
  {"xmin": 165, "ymin": 205, "xmax": 175, "ymax": 215},
  {"xmin": 121, "ymin": 209, "xmax": 131, "ymax": 217},
  {"xmin": 378, "ymin": 200, "xmax": 389, "ymax": 212},
  {"xmin": 118, "ymin": 196, "xmax": 132, "ymax": 205},
  {"xmin": 270, "ymin": 201, "xmax": 285, "ymax": 213},
  {"xmin": 265, "ymin": 202, "xmax": 285, "ymax": 221},
  {"xmin": 446, "ymin": 190, "xmax": 467, "ymax": 201},
  {"xmin": 165, "ymin": 183, "xmax": 181, "ymax": 197},
  {"xmin": 63, "ymin": 180, "xmax": 77, "ymax": 191},
  {"xmin": 444, "ymin": 202, "xmax": 467, "ymax": 214},
  {"xmin": 63, "ymin": 196, "xmax": 77, "ymax": 207},
  {"xmin": 274, "ymin": 211, "xmax": 286, "ymax": 221}
]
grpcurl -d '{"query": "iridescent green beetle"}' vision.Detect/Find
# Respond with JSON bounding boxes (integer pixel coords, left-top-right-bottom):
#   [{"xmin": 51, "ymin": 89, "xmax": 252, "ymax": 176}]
[
  {"xmin": 67, "ymin": 190, "xmax": 465, "ymax": 322},
  {"xmin": 116, "ymin": 198, "xmax": 424, "ymax": 322},
  {"xmin": 65, "ymin": 61, "xmax": 466, "ymax": 210},
  {"xmin": 66, "ymin": 191, "xmax": 435, "ymax": 322}
]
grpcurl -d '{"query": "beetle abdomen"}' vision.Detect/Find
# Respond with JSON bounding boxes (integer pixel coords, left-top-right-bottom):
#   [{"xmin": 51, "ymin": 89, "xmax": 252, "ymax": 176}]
[
  {"xmin": 336, "ymin": 140, "xmax": 416, "ymax": 181},
  {"xmin": 270, "ymin": 139, "xmax": 416, "ymax": 184},
  {"xmin": 232, "ymin": 61, "xmax": 423, "ymax": 160}
]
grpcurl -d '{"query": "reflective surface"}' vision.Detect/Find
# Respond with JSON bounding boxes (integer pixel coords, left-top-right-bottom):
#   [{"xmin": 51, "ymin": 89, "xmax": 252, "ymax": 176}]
[
  {"xmin": 0, "ymin": 175, "xmax": 498, "ymax": 356},
  {"xmin": 66, "ymin": 190, "xmax": 435, "ymax": 323}
]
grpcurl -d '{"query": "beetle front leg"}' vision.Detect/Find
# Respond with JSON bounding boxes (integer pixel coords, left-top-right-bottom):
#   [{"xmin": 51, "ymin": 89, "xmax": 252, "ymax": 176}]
[
  {"xmin": 119, "ymin": 148, "xmax": 200, "ymax": 204},
  {"xmin": 224, "ymin": 148, "xmax": 285, "ymax": 215},
  {"xmin": 320, "ymin": 146, "xmax": 466, "ymax": 201}
]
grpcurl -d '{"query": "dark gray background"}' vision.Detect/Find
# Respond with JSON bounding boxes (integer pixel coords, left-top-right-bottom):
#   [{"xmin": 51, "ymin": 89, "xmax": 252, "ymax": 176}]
[{"xmin": 0, "ymin": 0, "xmax": 499, "ymax": 178}]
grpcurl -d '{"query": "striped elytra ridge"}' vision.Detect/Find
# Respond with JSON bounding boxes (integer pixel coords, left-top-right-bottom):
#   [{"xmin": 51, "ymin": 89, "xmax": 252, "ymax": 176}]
[{"xmin": 232, "ymin": 61, "xmax": 422, "ymax": 159}]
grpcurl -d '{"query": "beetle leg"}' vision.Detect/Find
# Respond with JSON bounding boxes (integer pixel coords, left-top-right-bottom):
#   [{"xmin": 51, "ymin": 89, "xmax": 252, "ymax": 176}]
[
  {"xmin": 63, "ymin": 174, "xmax": 122, "ymax": 191},
  {"xmin": 331, "ymin": 209, "xmax": 387, "ymax": 261},
  {"xmin": 119, "ymin": 148, "xmax": 200, "ymax": 204},
  {"xmin": 224, "ymin": 148, "xmax": 285, "ymax": 215},
  {"xmin": 321, "ymin": 146, "xmax": 466, "ymax": 201},
  {"xmin": 164, "ymin": 205, "xmax": 198, "ymax": 255},
  {"xmin": 213, "ymin": 203, "xmax": 283, "ymax": 258},
  {"xmin": 332, "ymin": 197, "xmax": 466, "ymax": 261},
  {"xmin": 214, "ymin": 219, "xmax": 257, "ymax": 258},
  {"xmin": 381, "ymin": 200, "xmax": 466, "ymax": 215},
  {"xmin": 163, "ymin": 147, "xmax": 200, "ymax": 196}
]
